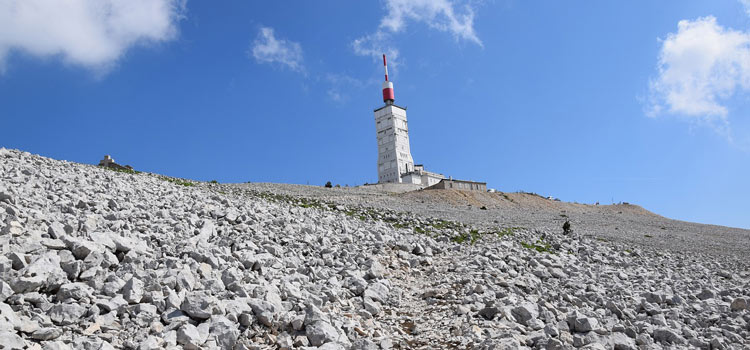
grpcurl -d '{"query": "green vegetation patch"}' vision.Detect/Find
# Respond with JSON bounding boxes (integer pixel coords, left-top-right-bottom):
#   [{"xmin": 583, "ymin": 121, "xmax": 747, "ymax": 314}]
[
  {"xmin": 101, "ymin": 166, "xmax": 141, "ymax": 175},
  {"xmin": 517, "ymin": 191, "xmax": 545, "ymax": 199},
  {"xmin": 451, "ymin": 229, "xmax": 482, "ymax": 245},
  {"xmin": 161, "ymin": 176, "xmax": 195, "ymax": 187},
  {"xmin": 493, "ymin": 226, "xmax": 523, "ymax": 238},
  {"xmin": 521, "ymin": 238, "xmax": 553, "ymax": 253}
]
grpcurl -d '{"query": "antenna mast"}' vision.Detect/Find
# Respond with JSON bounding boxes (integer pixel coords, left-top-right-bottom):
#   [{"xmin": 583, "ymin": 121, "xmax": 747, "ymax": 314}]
[{"xmin": 382, "ymin": 54, "xmax": 394, "ymax": 104}]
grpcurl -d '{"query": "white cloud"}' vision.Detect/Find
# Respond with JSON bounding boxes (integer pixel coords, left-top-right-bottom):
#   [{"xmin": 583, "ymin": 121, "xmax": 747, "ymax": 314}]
[
  {"xmin": 324, "ymin": 73, "xmax": 366, "ymax": 89},
  {"xmin": 741, "ymin": 0, "xmax": 750, "ymax": 16},
  {"xmin": 323, "ymin": 73, "xmax": 374, "ymax": 103},
  {"xmin": 648, "ymin": 16, "xmax": 750, "ymax": 133},
  {"xmin": 250, "ymin": 27, "xmax": 304, "ymax": 72},
  {"xmin": 327, "ymin": 89, "xmax": 343, "ymax": 102},
  {"xmin": 0, "ymin": 0, "xmax": 185, "ymax": 73},
  {"xmin": 380, "ymin": 0, "xmax": 481, "ymax": 45},
  {"xmin": 352, "ymin": 32, "xmax": 401, "ymax": 69},
  {"xmin": 353, "ymin": 0, "xmax": 482, "ymax": 66}
]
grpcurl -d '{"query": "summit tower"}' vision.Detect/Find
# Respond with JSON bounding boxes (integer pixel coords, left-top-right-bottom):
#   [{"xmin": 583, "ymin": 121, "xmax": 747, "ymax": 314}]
[{"xmin": 373, "ymin": 54, "xmax": 414, "ymax": 183}]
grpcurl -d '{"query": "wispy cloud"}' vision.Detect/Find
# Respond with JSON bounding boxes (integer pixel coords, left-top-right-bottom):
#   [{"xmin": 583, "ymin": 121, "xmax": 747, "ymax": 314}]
[
  {"xmin": 380, "ymin": 0, "xmax": 481, "ymax": 45},
  {"xmin": 353, "ymin": 0, "xmax": 482, "ymax": 67},
  {"xmin": 648, "ymin": 16, "xmax": 750, "ymax": 139},
  {"xmin": 327, "ymin": 89, "xmax": 344, "ymax": 102},
  {"xmin": 323, "ymin": 73, "xmax": 372, "ymax": 103},
  {"xmin": 324, "ymin": 73, "xmax": 367, "ymax": 89},
  {"xmin": 741, "ymin": 0, "xmax": 750, "ymax": 16},
  {"xmin": 0, "ymin": 0, "xmax": 185, "ymax": 74},
  {"xmin": 250, "ymin": 27, "xmax": 304, "ymax": 72}
]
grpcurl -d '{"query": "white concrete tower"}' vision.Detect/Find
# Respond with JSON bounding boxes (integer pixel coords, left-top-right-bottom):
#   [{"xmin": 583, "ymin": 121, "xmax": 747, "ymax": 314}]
[{"xmin": 374, "ymin": 54, "xmax": 414, "ymax": 183}]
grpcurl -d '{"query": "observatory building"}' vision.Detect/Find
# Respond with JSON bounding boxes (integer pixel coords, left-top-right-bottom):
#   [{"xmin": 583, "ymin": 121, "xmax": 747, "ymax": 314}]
[{"xmin": 373, "ymin": 55, "xmax": 445, "ymax": 186}]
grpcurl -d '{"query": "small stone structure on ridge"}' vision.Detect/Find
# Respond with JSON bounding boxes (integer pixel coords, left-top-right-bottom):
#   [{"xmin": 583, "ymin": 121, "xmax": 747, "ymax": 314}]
[{"xmin": 98, "ymin": 155, "xmax": 133, "ymax": 171}]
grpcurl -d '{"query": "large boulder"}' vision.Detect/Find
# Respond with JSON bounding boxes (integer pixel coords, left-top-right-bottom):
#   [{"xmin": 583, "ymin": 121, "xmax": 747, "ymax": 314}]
[
  {"xmin": 208, "ymin": 316, "xmax": 239, "ymax": 349},
  {"xmin": 48, "ymin": 304, "xmax": 86, "ymax": 326},
  {"xmin": 181, "ymin": 292, "xmax": 222, "ymax": 320},
  {"xmin": 0, "ymin": 331, "xmax": 24, "ymax": 349},
  {"xmin": 305, "ymin": 320, "xmax": 340, "ymax": 346},
  {"xmin": 13, "ymin": 252, "xmax": 68, "ymax": 293},
  {"xmin": 122, "ymin": 277, "xmax": 144, "ymax": 304},
  {"xmin": 511, "ymin": 302, "xmax": 539, "ymax": 324},
  {"xmin": 177, "ymin": 323, "xmax": 207, "ymax": 349}
]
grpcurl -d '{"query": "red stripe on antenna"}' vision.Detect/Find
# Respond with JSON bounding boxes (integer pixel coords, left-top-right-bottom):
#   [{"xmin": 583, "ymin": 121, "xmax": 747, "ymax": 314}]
[{"xmin": 383, "ymin": 54, "xmax": 389, "ymax": 81}]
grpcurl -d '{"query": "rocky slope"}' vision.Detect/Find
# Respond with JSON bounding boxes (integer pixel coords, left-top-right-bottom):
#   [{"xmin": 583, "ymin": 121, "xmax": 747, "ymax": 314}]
[
  {"xmin": 233, "ymin": 183, "xmax": 750, "ymax": 260},
  {"xmin": 0, "ymin": 148, "xmax": 748, "ymax": 349}
]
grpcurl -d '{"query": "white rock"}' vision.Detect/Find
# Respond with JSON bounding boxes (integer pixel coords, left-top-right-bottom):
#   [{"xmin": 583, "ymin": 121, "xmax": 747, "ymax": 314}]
[
  {"xmin": 363, "ymin": 282, "xmax": 388, "ymax": 303},
  {"xmin": 0, "ymin": 331, "xmax": 24, "ymax": 349},
  {"xmin": 367, "ymin": 260, "xmax": 386, "ymax": 279},
  {"xmin": 41, "ymin": 341, "xmax": 71, "ymax": 350},
  {"xmin": 0, "ymin": 281, "xmax": 14, "ymax": 302},
  {"xmin": 305, "ymin": 320, "xmax": 340, "ymax": 346},
  {"xmin": 351, "ymin": 339, "xmax": 378, "ymax": 350},
  {"xmin": 181, "ymin": 292, "xmax": 221, "ymax": 320},
  {"xmin": 612, "ymin": 332, "xmax": 637, "ymax": 350},
  {"xmin": 176, "ymin": 323, "xmax": 206, "ymax": 349},
  {"xmin": 0, "ymin": 303, "xmax": 20, "ymax": 331},
  {"xmin": 122, "ymin": 277, "xmax": 144, "ymax": 304},
  {"xmin": 208, "ymin": 316, "xmax": 239, "ymax": 349},
  {"xmin": 1, "ymin": 221, "xmax": 23, "ymax": 236},
  {"xmin": 30, "ymin": 327, "xmax": 62, "ymax": 341},
  {"xmin": 511, "ymin": 302, "xmax": 539, "ymax": 324},
  {"xmin": 56, "ymin": 282, "xmax": 92, "ymax": 301},
  {"xmin": 14, "ymin": 252, "xmax": 68, "ymax": 293},
  {"xmin": 48, "ymin": 304, "xmax": 86, "ymax": 326}
]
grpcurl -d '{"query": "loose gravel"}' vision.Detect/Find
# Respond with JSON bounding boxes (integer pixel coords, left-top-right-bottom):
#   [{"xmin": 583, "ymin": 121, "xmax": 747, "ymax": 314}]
[{"xmin": 0, "ymin": 148, "xmax": 748, "ymax": 349}]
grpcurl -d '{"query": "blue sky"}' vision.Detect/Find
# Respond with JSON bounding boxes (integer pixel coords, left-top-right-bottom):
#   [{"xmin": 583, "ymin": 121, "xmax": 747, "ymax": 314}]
[{"xmin": 1, "ymin": 1, "xmax": 750, "ymax": 229}]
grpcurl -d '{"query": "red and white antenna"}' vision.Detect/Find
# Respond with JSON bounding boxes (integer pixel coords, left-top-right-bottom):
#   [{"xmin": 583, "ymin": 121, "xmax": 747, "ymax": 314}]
[{"xmin": 382, "ymin": 54, "xmax": 394, "ymax": 103}]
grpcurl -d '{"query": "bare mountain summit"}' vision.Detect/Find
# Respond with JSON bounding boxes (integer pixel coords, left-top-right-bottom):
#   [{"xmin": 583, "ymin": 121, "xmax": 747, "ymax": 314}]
[{"xmin": 0, "ymin": 148, "xmax": 748, "ymax": 349}]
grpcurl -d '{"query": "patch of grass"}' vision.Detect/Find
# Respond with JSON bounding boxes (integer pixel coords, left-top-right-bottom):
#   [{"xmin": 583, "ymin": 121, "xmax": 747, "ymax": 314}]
[
  {"xmin": 161, "ymin": 177, "xmax": 195, "ymax": 187},
  {"xmin": 242, "ymin": 188, "xmax": 476, "ymax": 240},
  {"xmin": 625, "ymin": 249, "xmax": 632, "ymax": 254},
  {"xmin": 520, "ymin": 238, "xmax": 553, "ymax": 253},
  {"xmin": 494, "ymin": 227, "xmax": 523, "ymax": 238},
  {"xmin": 209, "ymin": 180, "xmax": 219, "ymax": 184},
  {"xmin": 451, "ymin": 232, "xmax": 469, "ymax": 244},
  {"xmin": 644, "ymin": 234, "xmax": 653, "ymax": 238},
  {"xmin": 431, "ymin": 220, "xmax": 456, "ymax": 230},
  {"xmin": 517, "ymin": 191, "xmax": 545, "ymax": 199},
  {"xmin": 451, "ymin": 229, "xmax": 482, "ymax": 245},
  {"xmin": 101, "ymin": 166, "xmax": 141, "ymax": 175},
  {"xmin": 469, "ymin": 229, "xmax": 481, "ymax": 244},
  {"xmin": 596, "ymin": 237, "xmax": 608, "ymax": 242}
]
